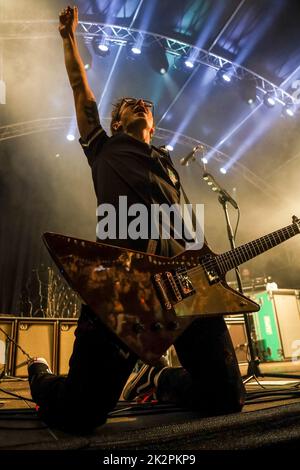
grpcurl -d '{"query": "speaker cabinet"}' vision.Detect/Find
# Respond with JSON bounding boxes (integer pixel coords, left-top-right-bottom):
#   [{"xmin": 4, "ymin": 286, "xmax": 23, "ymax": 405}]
[
  {"xmin": 270, "ymin": 289, "xmax": 300, "ymax": 359},
  {"xmin": 57, "ymin": 321, "xmax": 77, "ymax": 375},
  {"xmin": 0, "ymin": 318, "xmax": 15, "ymax": 375},
  {"xmin": 226, "ymin": 317, "xmax": 248, "ymax": 363},
  {"xmin": 14, "ymin": 320, "xmax": 56, "ymax": 376}
]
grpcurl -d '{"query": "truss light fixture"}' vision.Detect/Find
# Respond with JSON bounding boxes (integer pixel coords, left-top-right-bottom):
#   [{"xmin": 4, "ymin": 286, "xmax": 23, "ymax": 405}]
[
  {"xmin": 285, "ymin": 106, "xmax": 295, "ymax": 117},
  {"xmin": 174, "ymin": 56, "xmax": 194, "ymax": 73},
  {"xmin": 184, "ymin": 59, "xmax": 194, "ymax": 69},
  {"xmin": 166, "ymin": 144, "xmax": 174, "ymax": 151},
  {"xmin": 91, "ymin": 37, "xmax": 110, "ymax": 57},
  {"xmin": 283, "ymin": 98, "xmax": 295, "ymax": 117},
  {"xmin": 216, "ymin": 64, "xmax": 234, "ymax": 85},
  {"xmin": 98, "ymin": 43, "xmax": 109, "ymax": 52},
  {"xmin": 264, "ymin": 92, "xmax": 276, "ymax": 107},
  {"xmin": 222, "ymin": 72, "xmax": 231, "ymax": 82},
  {"xmin": 131, "ymin": 46, "xmax": 141, "ymax": 54},
  {"xmin": 220, "ymin": 167, "xmax": 227, "ymax": 174},
  {"xmin": 67, "ymin": 134, "xmax": 75, "ymax": 141},
  {"xmin": 126, "ymin": 41, "xmax": 143, "ymax": 60}
]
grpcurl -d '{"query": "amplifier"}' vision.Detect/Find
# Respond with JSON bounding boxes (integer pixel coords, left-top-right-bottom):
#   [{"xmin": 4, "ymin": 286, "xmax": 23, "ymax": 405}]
[
  {"xmin": 252, "ymin": 289, "xmax": 300, "ymax": 361},
  {"xmin": 0, "ymin": 317, "xmax": 77, "ymax": 377}
]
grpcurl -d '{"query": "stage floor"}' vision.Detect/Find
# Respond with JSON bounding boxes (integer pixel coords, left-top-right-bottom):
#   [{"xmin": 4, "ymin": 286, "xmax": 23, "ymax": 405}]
[{"xmin": 1, "ymin": 361, "xmax": 300, "ymax": 454}]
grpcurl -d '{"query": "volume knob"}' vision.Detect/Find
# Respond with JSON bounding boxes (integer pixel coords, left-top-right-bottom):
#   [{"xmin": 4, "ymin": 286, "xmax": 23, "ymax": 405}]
[
  {"xmin": 132, "ymin": 322, "xmax": 145, "ymax": 334},
  {"xmin": 167, "ymin": 321, "xmax": 179, "ymax": 331},
  {"xmin": 150, "ymin": 322, "xmax": 163, "ymax": 332}
]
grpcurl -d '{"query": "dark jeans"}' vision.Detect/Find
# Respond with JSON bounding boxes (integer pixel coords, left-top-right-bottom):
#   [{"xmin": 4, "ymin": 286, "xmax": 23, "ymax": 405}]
[{"xmin": 30, "ymin": 305, "xmax": 245, "ymax": 433}]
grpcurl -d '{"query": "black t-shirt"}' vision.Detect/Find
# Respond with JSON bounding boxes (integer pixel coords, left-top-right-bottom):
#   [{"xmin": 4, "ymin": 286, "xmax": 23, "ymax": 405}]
[{"xmin": 79, "ymin": 126, "xmax": 186, "ymax": 256}]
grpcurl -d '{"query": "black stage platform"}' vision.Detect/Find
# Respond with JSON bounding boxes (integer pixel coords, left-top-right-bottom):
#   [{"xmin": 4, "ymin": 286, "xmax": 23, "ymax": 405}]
[{"xmin": 1, "ymin": 373, "xmax": 300, "ymax": 454}]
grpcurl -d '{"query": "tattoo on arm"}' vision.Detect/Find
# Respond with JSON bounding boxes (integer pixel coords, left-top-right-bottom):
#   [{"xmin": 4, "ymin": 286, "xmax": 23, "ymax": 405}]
[{"xmin": 84, "ymin": 101, "xmax": 100, "ymax": 126}]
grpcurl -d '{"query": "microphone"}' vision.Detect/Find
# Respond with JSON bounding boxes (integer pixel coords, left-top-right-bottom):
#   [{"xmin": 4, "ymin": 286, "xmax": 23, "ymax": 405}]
[
  {"xmin": 180, "ymin": 145, "xmax": 204, "ymax": 166},
  {"xmin": 203, "ymin": 172, "xmax": 238, "ymax": 209}
]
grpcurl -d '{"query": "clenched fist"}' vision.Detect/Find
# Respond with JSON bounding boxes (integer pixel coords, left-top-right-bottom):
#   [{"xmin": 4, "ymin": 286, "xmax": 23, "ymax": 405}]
[{"xmin": 59, "ymin": 5, "xmax": 78, "ymax": 38}]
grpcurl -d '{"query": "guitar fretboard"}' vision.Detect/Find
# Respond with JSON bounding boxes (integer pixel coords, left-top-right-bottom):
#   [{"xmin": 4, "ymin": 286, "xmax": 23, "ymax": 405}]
[{"xmin": 216, "ymin": 222, "xmax": 299, "ymax": 274}]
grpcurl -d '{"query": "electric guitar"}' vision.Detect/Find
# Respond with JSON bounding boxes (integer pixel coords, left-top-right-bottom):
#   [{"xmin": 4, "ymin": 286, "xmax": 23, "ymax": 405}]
[{"xmin": 43, "ymin": 216, "xmax": 300, "ymax": 365}]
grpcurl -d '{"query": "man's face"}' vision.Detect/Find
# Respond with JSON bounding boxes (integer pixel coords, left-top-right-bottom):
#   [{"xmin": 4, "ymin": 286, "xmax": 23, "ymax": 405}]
[{"xmin": 117, "ymin": 98, "xmax": 154, "ymax": 134}]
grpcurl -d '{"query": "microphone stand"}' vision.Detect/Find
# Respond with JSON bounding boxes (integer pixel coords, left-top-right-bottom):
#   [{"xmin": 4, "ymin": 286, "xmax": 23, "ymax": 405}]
[
  {"xmin": 217, "ymin": 193, "xmax": 261, "ymax": 383},
  {"xmin": 214, "ymin": 178, "xmax": 300, "ymax": 383},
  {"xmin": 181, "ymin": 154, "xmax": 300, "ymax": 386}
]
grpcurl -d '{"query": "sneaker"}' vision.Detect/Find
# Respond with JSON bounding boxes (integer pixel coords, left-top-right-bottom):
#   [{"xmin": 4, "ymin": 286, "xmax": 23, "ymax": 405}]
[
  {"xmin": 122, "ymin": 364, "xmax": 168, "ymax": 401},
  {"xmin": 27, "ymin": 357, "xmax": 52, "ymax": 385}
]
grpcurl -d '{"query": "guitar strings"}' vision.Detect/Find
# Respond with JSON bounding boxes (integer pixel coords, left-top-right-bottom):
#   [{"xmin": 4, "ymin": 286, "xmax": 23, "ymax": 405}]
[{"xmin": 181, "ymin": 223, "xmax": 298, "ymax": 279}]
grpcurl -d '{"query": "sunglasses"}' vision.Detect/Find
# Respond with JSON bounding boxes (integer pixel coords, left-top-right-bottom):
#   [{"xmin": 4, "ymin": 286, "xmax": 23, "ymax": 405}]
[{"xmin": 116, "ymin": 98, "xmax": 154, "ymax": 119}]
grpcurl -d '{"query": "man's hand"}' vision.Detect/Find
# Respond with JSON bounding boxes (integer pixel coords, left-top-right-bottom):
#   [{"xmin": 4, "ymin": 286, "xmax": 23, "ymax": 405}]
[{"xmin": 59, "ymin": 5, "xmax": 78, "ymax": 38}]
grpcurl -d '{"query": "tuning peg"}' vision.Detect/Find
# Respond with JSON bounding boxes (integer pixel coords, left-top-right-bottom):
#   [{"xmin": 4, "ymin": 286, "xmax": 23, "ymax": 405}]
[{"xmin": 292, "ymin": 215, "xmax": 299, "ymax": 223}]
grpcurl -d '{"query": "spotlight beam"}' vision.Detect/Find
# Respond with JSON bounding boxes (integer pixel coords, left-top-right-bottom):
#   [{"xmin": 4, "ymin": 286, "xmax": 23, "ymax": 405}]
[
  {"xmin": 208, "ymin": 0, "xmax": 247, "ymax": 52},
  {"xmin": 223, "ymin": 64, "xmax": 300, "ymax": 171},
  {"xmin": 157, "ymin": 65, "xmax": 200, "ymax": 126},
  {"xmin": 97, "ymin": 0, "xmax": 145, "ymax": 114}
]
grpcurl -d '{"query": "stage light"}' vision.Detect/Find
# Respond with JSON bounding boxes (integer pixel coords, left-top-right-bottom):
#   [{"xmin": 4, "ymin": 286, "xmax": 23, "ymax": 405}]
[
  {"xmin": 173, "ymin": 56, "xmax": 194, "ymax": 73},
  {"xmin": 283, "ymin": 98, "xmax": 295, "ymax": 117},
  {"xmin": 166, "ymin": 144, "xmax": 174, "ymax": 151},
  {"xmin": 216, "ymin": 64, "xmax": 234, "ymax": 85},
  {"xmin": 184, "ymin": 59, "xmax": 194, "ymax": 69},
  {"xmin": 264, "ymin": 93, "xmax": 276, "ymax": 107},
  {"xmin": 98, "ymin": 44, "xmax": 109, "ymax": 52},
  {"xmin": 220, "ymin": 167, "xmax": 227, "ymax": 174},
  {"xmin": 126, "ymin": 42, "xmax": 143, "ymax": 61},
  {"xmin": 285, "ymin": 106, "xmax": 295, "ymax": 117},
  {"xmin": 160, "ymin": 67, "xmax": 167, "ymax": 75},
  {"xmin": 92, "ymin": 37, "xmax": 110, "ymax": 57},
  {"xmin": 131, "ymin": 46, "xmax": 141, "ymax": 55},
  {"xmin": 67, "ymin": 134, "xmax": 75, "ymax": 141},
  {"xmin": 222, "ymin": 73, "xmax": 231, "ymax": 82},
  {"xmin": 201, "ymin": 157, "xmax": 208, "ymax": 164}
]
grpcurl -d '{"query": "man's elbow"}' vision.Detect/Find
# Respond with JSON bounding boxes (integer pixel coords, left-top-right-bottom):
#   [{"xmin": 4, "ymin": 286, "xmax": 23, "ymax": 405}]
[{"xmin": 72, "ymin": 82, "xmax": 95, "ymax": 101}]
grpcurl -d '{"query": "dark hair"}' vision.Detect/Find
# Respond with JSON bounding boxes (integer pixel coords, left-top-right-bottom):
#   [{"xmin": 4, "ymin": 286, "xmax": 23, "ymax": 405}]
[
  {"xmin": 110, "ymin": 97, "xmax": 125, "ymax": 135},
  {"xmin": 110, "ymin": 97, "xmax": 156, "ymax": 136}
]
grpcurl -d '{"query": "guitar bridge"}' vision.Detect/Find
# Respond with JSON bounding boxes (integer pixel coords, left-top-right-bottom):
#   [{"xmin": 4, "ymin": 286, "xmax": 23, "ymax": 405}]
[{"xmin": 200, "ymin": 255, "xmax": 220, "ymax": 284}]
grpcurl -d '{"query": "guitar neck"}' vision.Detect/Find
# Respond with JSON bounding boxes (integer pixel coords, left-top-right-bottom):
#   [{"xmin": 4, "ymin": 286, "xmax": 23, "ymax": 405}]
[{"xmin": 216, "ymin": 222, "xmax": 300, "ymax": 274}]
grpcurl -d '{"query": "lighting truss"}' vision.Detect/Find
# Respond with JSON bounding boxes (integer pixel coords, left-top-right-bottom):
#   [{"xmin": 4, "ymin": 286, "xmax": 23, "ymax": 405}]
[
  {"xmin": 0, "ymin": 19, "xmax": 297, "ymax": 105},
  {"xmin": 0, "ymin": 117, "xmax": 284, "ymax": 202}
]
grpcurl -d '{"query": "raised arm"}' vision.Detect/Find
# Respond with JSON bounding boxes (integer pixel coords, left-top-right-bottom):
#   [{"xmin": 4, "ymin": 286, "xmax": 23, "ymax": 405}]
[{"xmin": 59, "ymin": 5, "xmax": 100, "ymax": 140}]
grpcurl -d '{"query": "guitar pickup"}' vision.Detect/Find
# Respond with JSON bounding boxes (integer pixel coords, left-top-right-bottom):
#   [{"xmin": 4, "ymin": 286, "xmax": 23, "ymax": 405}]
[
  {"xmin": 153, "ymin": 273, "xmax": 173, "ymax": 310},
  {"xmin": 166, "ymin": 272, "xmax": 182, "ymax": 302},
  {"xmin": 153, "ymin": 269, "xmax": 195, "ymax": 310}
]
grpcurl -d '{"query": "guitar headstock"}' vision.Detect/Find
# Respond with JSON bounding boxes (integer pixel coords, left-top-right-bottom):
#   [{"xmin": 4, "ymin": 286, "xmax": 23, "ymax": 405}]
[{"xmin": 292, "ymin": 215, "xmax": 300, "ymax": 232}]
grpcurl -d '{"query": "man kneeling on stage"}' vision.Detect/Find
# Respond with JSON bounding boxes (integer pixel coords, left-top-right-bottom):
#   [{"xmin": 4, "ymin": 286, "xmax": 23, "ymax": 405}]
[{"xmin": 28, "ymin": 6, "xmax": 245, "ymax": 433}]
